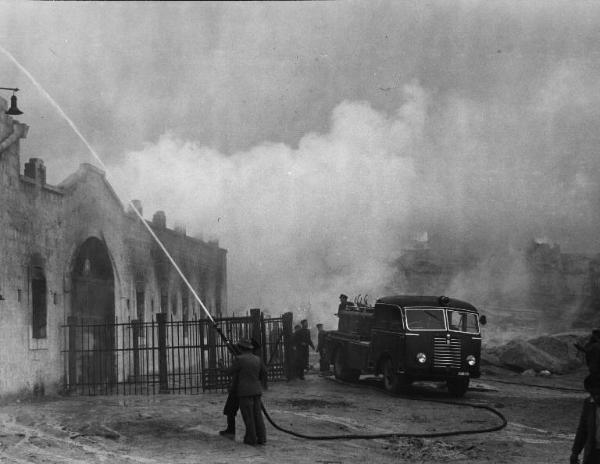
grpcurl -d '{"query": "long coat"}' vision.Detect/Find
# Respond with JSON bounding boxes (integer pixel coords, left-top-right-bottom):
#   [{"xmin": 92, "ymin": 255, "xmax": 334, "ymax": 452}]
[
  {"xmin": 225, "ymin": 352, "xmax": 267, "ymax": 397},
  {"xmin": 572, "ymin": 397, "xmax": 600, "ymax": 464}
]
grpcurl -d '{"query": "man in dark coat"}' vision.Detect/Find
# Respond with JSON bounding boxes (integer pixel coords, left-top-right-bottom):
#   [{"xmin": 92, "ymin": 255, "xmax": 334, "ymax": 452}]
[
  {"xmin": 316, "ymin": 323, "xmax": 329, "ymax": 373},
  {"xmin": 296, "ymin": 319, "xmax": 315, "ymax": 376},
  {"xmin": 571, "ymin": 330, "xmax": 600, "ymax": 463},
  {"xmin": 219, "ymin": 339, "xmax": 262, "ymax": 437},
  {"xmin": 224, "ymin": 338, "xmax": 267, "ymax": 445},
  {"xmin": 338, "ymin": 294, "xmax": 349, "ymax": 313},
  {"xmin": 291, "ymin": 324, "xmax": 303, "ymax": 379},
  {"xmin": 584, "ymin": 330, "xmax": 600, "ymax": 388},
  {"xmin": 571, "ymin": 384, "xmax": 600, "ymax": 463}
]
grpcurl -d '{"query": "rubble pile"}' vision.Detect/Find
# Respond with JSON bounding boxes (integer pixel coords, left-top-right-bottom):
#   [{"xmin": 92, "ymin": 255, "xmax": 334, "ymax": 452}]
[{"xmin": 482, "ymin": 332, "xmax": 589, "ymax": 374}]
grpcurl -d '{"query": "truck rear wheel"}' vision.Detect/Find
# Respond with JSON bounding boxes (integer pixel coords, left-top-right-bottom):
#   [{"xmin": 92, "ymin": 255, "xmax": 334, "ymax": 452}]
[
  {"xmin": 333, "ymin": 348, "xmax": 360, "ymax": 382},
  {"xmin": 447, "ymin": 377, "xmax": 470, "ymax": 397}
]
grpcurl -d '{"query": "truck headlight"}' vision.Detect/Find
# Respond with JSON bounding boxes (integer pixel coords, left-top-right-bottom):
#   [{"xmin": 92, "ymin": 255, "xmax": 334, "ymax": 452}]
[
  {"xmin": 466, "ymin": 355, "xmax": 477, "ymax": 366},
  {"xmin": 416, "ymin": 352, "xmax": 427, "ymax": 364}
]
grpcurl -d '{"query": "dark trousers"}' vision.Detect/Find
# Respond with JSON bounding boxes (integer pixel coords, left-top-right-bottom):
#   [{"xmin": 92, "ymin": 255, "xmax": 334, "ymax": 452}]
[
  {"xmin": 294, "ymin": 346, "xmax": 308, "ymax": 378},
  {"xmin": 294, "ymin": 356, "xmax": 305, "ymax": 379},
  {"xmin": 584, "ymin": 449, "xmax": 600, "ymax": 464},
  {"xmin": 318, "ymin": 349, "xmax": 329, "ymax": 372},
  {"xmin": 239, "ymin": 395, "xmax": 266, "ymax": 445},
  {"xmin": 223, "ymin": 392, "xmax": 239, "ymax": 417}
]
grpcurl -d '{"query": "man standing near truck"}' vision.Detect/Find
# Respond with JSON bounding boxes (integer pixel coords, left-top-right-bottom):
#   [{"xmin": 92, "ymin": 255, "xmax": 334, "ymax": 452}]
[
  {"xmin": 298, "ymin": 319, "xmax": 315, "ymax": 373},
  {"xmin": 291, "ymin": 324, "xmax": 303, "ymax": 379},
  {"xmin": 338, "ymin": 294, "xmax": 349, "ymax": 313},
  {"xmin": 316, "ymin": 323, "xmax": 330, "ymax": 374}
]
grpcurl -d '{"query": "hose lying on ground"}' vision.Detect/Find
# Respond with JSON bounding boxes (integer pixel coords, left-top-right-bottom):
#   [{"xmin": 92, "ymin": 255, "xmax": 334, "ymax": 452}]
[
  {"xmin": 218, "ymin": 325, "xmax": 507, "ymax": 440},
  {"xmin": 482, "ymin": 377, "xmax": 583, "ymax": 393},
  {"xmin": 259, "ymin": 377, "xmax": 508, "ymax": 440}
]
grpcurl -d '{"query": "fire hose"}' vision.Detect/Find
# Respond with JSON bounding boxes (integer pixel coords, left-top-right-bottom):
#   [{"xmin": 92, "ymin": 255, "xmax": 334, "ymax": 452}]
[
  {"xmin": 259, "ymin": 377, "xmax": 507, "ymax": 440},
  {"xmin": 482, "ymin": 377, "xmax": 583, "ymax": 392},
  {"xmin": 223, "ymin": 329, "xmax": 507, "ymax": 440}
]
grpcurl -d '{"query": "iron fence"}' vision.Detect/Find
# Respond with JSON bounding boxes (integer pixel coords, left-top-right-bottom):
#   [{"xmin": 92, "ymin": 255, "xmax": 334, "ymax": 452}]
[{"xmin": 62, "ymin": 309, "xmax": 293, "ymax": 395}]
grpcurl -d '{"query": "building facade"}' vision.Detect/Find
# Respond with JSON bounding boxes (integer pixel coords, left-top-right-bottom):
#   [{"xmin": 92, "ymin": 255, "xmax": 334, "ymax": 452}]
[{"xmin": 0, "ymin": 98, "xmax": 227, "ymax": 396}]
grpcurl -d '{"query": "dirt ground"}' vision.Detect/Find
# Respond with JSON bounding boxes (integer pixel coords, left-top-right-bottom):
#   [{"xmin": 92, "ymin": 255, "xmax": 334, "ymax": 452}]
[{"xmin": 0, "ymin": 362, "xmax": 588, "ymax": 464}]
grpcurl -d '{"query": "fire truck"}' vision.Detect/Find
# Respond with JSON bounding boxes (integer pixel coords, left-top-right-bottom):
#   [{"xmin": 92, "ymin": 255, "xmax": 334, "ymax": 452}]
[{"xmin": 324, "ymin": 295, "xmax": 486, "ymax": 397}]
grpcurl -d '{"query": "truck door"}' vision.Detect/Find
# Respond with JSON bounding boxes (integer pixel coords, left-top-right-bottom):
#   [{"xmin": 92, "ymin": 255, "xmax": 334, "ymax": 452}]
[{"xmin": 371, "ymin": 304, "xmax": 405, "ymax": 371}]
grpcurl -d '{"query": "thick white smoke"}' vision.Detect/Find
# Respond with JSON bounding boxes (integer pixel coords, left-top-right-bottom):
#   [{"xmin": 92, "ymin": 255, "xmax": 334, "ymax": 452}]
[
  {"xmin": 111, "ymin": 83, "xmax": 426, "ymax": 325},
  {"xmin": 110, "ymin": 74, "xmax": 600, "ymax": 328}
]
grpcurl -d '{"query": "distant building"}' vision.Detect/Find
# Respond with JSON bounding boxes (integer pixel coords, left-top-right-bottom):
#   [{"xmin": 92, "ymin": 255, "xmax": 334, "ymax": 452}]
[
  {"xmin": 0, "ymin": 97, "xmax": 227, "ymax": 396},
  {"xmin": 396, "ymin": 233, "xmax": 600, "ymax": 330}
]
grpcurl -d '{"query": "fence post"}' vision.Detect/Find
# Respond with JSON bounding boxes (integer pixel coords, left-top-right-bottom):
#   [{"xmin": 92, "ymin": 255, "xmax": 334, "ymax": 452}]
[
  {"xmin": 132, "ymin": 319, "xmax": 140, "ymax": 382},
  {"xmin": 157, "ymin": 313, "xmax": 169, "ymax": 393},
  {"xmin": 250, "ymin": 308, "xmax": 262, "ymax": 346},
  {"xmin": 207, "ymin": 323, "xmax": 217, "ymax": 388},
  {"xmin": 282, "ymin": 312, "xmax": 294, "ymax": 380},
  {"xmin": 67, "ymin": 316, "xmax": 78, "ymax": 392},
  {"xmin": 260, "ymin": 312, "xmax": 268, "ymax": 366}
]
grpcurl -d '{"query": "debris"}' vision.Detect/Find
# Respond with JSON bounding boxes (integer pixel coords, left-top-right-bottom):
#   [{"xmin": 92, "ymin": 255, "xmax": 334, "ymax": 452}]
[
  {"xmin": 485, "ymin": 332, "xmax": 589, "ymax": 373},
  {"xmin": 97, "ymin": 425, "xmax": 120, "ymax": 440}
]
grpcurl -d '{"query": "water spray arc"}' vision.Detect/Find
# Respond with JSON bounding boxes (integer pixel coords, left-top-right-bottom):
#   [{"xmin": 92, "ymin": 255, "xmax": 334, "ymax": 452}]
[{"xmin": 1, "ymin": 45, "xmax": 508, "ymax": 441}]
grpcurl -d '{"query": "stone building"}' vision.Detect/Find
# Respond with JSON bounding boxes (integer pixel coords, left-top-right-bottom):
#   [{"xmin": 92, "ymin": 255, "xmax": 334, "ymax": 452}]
[{"xmin": 0, "ymin": 98, "xmax": 227, "ymax": 396}]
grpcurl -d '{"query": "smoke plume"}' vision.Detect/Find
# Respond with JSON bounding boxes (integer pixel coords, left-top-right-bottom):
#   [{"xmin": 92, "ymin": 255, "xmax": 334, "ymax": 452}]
[{"xmin": 110, "ymin": 75, "xmax": 600, "ymax": 327}]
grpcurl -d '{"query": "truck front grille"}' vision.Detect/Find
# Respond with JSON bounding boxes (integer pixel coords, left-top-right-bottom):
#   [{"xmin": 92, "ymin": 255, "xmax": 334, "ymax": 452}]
[{"xmin": 433, "ymin": 338, "xmax": 461, "ymax": 368}]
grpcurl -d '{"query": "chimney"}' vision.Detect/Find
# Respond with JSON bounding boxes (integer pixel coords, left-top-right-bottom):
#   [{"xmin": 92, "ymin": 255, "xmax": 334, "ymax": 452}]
[
  {"xmin": 24, "ymin": 158, "xmax": 46, "ymax": 185},
  {"xmin": 128, "ymin": 199, "xmax": 143, "ymax": 216},
  {"xmin": 152, "ymin": 210, "xmax": 166, "ymax": 229}
]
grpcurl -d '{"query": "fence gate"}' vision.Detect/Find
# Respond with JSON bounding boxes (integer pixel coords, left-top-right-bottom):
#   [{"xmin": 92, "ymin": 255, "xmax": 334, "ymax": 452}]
[{"xmin": 62, "ymin": 309, "xmax": 293, "ymax": 395}]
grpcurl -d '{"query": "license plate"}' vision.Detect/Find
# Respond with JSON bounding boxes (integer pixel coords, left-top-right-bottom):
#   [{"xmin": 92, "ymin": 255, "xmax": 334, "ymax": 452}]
[{"xmin": 457, "ymin": 372, "xmax": 469, "ymax": 376}]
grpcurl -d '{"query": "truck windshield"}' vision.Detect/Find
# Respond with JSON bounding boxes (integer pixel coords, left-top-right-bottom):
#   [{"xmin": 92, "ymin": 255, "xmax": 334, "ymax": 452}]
[
  {"xmin": 405, "ymin": 308, "xmax": 446, "ymax": 331},
  {"xmin": 447, "ymin": 309, "xmax": 479, "ymax": 334}
]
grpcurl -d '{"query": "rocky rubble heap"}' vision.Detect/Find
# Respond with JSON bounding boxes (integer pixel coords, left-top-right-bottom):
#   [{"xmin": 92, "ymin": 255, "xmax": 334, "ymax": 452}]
[{"xmin": 482, "ymin": 332, "xmax": 590, "ymax": 374}]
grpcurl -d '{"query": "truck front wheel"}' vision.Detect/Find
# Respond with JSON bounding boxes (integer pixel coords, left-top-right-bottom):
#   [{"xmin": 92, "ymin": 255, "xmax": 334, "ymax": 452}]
[
  {"xmin": 447, "ymin": 377, "xmax": 470, "ymax": 397},
  {"xmin": 333, "ymin": 349, "xmax": 360, "ymax": 382},
  {"xmin": 382, "ymin": 358, "xmax": 410, "ymax": 393}
]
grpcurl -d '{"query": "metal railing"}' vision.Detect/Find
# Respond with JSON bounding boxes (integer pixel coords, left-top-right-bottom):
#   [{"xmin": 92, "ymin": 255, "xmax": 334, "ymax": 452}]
[{"xmin": 62, "ymin": 309, "xmax": 293, "ymax": 395}]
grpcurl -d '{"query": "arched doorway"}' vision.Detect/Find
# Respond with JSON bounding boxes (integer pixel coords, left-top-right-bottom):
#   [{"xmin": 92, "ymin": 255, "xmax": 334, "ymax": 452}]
[{"xmin": 70, "ymin": 237, "xmax": 115, "ymax": 388}]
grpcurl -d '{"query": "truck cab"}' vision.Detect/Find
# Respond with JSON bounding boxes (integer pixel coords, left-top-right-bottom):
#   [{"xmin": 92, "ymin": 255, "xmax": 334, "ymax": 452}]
[{"xmin": 325, "ymin": 295, "xmax": 484, "ymax": 397}]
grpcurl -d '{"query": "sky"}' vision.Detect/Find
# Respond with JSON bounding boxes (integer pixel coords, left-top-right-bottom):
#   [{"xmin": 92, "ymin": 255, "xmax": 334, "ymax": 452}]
[{"xmin": 3, "ymin": 1, "xmax": 600, "ymax": 321}]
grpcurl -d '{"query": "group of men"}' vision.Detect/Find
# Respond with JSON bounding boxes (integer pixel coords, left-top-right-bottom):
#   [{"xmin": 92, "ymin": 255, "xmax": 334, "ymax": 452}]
[
  {"xmin": 218, "ymin": 318, "xmax": 330, "ymax": 446},
  {"xmin": 291, "ymin": 318, "xmax": 331, "ymax": 379}
]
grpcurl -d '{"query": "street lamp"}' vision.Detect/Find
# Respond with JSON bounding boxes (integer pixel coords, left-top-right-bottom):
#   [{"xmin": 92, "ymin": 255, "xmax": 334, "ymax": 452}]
[{"xmin": 0, "ymin": 87, "xmax": 23, "ymax": 115}]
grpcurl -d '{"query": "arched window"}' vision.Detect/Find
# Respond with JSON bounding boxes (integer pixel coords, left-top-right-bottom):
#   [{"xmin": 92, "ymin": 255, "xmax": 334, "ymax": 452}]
[{"xmin": 31, "ymin": 254, "xmax": 47, "ymax": 339}]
